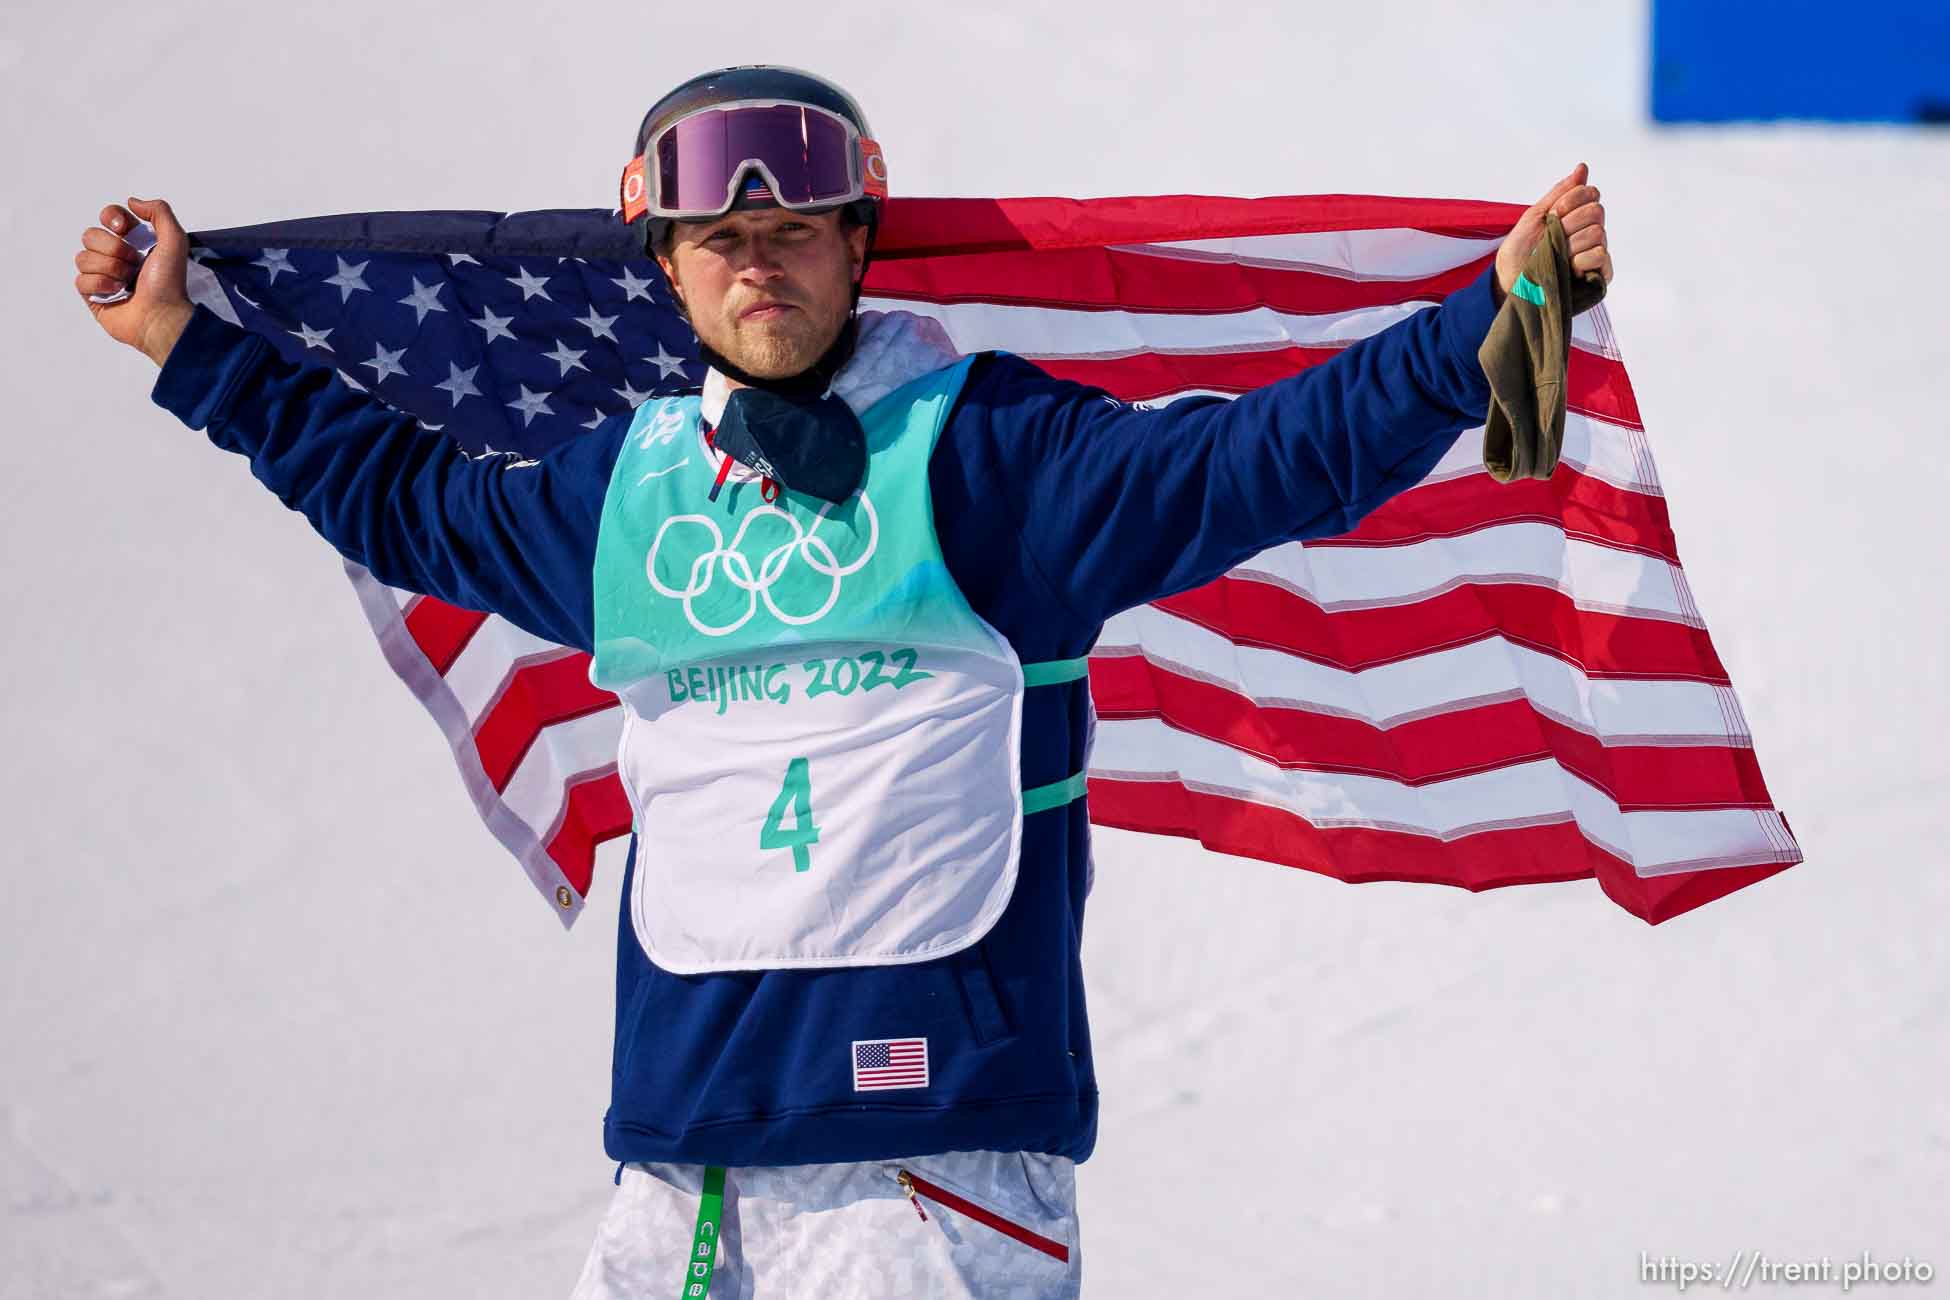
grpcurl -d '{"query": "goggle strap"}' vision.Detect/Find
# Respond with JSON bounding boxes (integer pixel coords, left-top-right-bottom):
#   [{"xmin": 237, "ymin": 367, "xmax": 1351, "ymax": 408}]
[
  {"xmin": 861, "ymin": 138, "xmax": 888, "ymax": 198},
  {"xmin": 620, "ymin": 155, "xmax": 649, "ymax": 223}
]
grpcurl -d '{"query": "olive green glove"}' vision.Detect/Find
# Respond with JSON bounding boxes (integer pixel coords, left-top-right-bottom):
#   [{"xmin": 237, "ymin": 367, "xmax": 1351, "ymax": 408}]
[{"xmin": 1478, "ymin": 211, "xmax": 1609, "ymax": 483}]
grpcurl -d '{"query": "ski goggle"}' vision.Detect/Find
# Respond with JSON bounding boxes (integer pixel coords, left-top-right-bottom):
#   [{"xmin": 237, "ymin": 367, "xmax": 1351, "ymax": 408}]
[{"xmin": 619, "ymin": 99, "xmax": 887, "ymax": 224}]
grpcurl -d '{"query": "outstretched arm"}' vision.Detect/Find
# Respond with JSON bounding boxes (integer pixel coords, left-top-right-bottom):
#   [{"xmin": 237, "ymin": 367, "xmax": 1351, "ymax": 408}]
[
  {"xmin": 962, "ymin": 263, "xmax": 1495, "ymax": 628},
  {"xmin": 149, "ymin": 302, "xmax": 616, "ymax": 649},
  {"xmin": 78, "ymin": 197, "xmax": 616, "ymax": 651},
  {"xmin": 961, "ymin": 166, "xmax": 1612, "ymax": 630}
]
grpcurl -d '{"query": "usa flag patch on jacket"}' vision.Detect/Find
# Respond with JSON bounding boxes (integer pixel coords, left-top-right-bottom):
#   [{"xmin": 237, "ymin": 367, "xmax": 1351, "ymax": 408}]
[{"xmin": 852, "ymin": 1037, "xmax": 928, "ymax": 1091}]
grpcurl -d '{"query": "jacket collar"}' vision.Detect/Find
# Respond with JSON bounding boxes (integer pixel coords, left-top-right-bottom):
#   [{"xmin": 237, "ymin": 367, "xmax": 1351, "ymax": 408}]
[{"xmin": 697, "ymin": 310, "xmax": 963, "ymax": 428}]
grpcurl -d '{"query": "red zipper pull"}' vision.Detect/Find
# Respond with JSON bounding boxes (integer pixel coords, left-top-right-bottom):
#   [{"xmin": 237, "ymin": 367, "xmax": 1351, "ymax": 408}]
[
  {"xmin": 707, "ymin": 444, "xmax": 736, "ymax": 502},
  {"xmin": 896, "ymin": 1169, "xmax": 929, "ymax": 1222}
]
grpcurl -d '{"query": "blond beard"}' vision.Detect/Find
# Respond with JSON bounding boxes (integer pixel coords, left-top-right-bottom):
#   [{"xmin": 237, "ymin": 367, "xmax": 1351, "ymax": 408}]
[{"xmin": 708, "ymin": 310, "xmax": 844, "ymax": 379}]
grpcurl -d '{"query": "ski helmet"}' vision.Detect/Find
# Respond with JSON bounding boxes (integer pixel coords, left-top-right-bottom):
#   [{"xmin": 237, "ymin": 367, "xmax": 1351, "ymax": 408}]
[{"xmin": 620, "ymin": 65, "xmax": 887, "ymax": 262}]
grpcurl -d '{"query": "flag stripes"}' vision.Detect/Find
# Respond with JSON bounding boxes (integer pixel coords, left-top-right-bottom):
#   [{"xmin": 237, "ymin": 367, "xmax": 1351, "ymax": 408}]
[
  {"xmin": 1082, "ymin": 777, "xmax": 1795, "ymax": 922},
  {"xmin": 179, "ymin": 194, "xmax": 1795, "ymax": 928}
]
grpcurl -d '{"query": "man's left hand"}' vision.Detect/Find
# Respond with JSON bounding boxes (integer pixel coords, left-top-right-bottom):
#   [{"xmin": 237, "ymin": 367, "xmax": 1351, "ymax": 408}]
[{"xmin": 1494, "ymin": 163, "xmax": 1611, "ymax": 307}]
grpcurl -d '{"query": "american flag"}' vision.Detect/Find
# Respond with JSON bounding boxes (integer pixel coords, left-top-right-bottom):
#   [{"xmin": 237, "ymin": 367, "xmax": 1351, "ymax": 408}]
[
  {"xmin": 852, "ymin": 1037, "xmax": 931, "ymax": 1092},
  {"xmin": 175, "ymin": 194, "xmax": 1801, "ymax": 931}
]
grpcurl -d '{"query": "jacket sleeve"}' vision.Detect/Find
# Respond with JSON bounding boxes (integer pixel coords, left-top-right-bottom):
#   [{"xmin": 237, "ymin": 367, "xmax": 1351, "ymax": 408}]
[
  {"xmin": 149, "ymin": 302, "xmax": 621, "ymax": 652},
  {"xmin": 960, "ymin": 262, "xmax": 1501, "ymax": 629}
]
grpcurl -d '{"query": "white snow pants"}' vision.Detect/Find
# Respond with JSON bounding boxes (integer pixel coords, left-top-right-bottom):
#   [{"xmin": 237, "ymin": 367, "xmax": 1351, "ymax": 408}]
[{"xmin": 570, "ymin": 1148, "xmax": 1081, "ymax": 1299}]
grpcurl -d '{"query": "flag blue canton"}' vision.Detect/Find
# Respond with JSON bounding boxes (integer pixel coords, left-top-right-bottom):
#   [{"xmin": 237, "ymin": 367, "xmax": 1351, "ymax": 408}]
[
  {"xmin": 186, "ymin": 208, "xmax": 702, "ymax": 458},
  {"xmin": 856, "ymin": 1042, "xmax": 891, "ymax": 1069}
]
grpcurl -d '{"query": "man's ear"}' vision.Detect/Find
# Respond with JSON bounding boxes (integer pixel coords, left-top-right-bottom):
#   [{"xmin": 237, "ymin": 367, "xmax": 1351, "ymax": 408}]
[
  {"xmin": 846, "ymin": 223, "xmax": 870, "ymax": 286},
  {"xmin": 655, "ymin": 252, "xmax": 684, "ymax": 311}
]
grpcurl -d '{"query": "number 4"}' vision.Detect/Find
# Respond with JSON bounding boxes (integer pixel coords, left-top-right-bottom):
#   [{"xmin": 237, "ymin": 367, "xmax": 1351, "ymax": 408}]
[{"xmin": 761, "ymin": 756, "xmax": 821, "ymax": 873}]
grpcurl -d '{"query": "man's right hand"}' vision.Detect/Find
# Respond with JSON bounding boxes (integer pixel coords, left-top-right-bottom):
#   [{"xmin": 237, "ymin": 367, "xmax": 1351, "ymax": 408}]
[{"xmin": 75, "ymin": 197, "xmax": 196, "ymax": 367}]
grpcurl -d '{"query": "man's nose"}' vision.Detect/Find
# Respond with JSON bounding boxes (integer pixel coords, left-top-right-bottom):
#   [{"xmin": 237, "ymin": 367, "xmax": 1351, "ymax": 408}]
[{"xmin": 736, "ymin": 234, "xmax": 785, "ymax": 278}]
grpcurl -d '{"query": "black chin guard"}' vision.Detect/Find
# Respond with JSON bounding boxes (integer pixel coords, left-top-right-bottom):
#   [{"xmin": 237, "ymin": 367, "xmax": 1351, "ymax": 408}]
[{"xmin": 714, "ymin": 387, "xmax": 867, "ymax": 505}]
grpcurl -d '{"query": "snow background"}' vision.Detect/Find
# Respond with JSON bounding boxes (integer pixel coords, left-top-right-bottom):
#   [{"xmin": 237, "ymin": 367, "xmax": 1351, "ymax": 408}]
[{"xmin": 4, "ymin": 0, "xmax": 1945, "ymax": 1295}]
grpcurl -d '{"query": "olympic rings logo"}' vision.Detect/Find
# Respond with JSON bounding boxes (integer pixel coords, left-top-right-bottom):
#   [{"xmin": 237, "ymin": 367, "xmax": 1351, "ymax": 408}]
[{"xmin": 646, "ymin": 493, "xmax": 879, "ymax": 636}]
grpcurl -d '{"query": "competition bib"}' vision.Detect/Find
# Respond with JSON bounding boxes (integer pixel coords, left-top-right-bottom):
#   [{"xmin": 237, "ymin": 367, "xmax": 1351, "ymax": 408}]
[
  {"xmin": 614, "ymin": 637, "xmax": 1022, "ymax": 973},
  {"xmin": 591, "ymin": 357, "xmax": 1042, "ymax": 974}
]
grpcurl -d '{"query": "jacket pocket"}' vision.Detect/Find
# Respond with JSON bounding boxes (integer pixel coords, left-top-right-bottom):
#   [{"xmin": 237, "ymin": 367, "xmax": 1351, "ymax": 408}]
[
  {"xmin": 951, "ymin": 941, "xmax": 1015, "ymax": 1046},
  {"xmin": 895, "ymin": 1166, "xmax": 1071, "ymax": 1263}
]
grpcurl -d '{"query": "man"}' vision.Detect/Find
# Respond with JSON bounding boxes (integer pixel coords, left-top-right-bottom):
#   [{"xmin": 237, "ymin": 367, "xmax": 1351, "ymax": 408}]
[{"xmin": 74, "ymin": 65, "xmax": 1610, "ymax": 1300}]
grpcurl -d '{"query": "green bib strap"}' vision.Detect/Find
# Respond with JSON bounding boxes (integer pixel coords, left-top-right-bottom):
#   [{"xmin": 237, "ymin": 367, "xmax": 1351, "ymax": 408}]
[
  {"xmin": 1022, "ymin": 770, "xmax": 1089, "ymax": 815},
  {"xmin": 1020, "ymin": 656, "xmax": 1089, "ymax": 687},
  {"xmin": 1021, "ymin": 664, "xmax": 1088, "ymax": 814},
  {"xmin": 679, "ymin": 1165, "xmax": 726, "ymax": 1298}
]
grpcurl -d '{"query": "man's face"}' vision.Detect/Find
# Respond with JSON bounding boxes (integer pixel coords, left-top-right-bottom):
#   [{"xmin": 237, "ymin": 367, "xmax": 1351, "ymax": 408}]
[{"xmin": 656, "ymin": 207, "xmax": 870, "ymax": 380}]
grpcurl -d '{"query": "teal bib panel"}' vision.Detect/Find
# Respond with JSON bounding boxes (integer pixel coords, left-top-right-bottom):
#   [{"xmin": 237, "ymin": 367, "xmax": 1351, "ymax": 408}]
[
  {"xmin": 591, "ymin": 356, "xmax": 988, "ymax": 686},
  {"xmin": 587, "ymin": 357, "xmax": 1043, "ymax": 975}
]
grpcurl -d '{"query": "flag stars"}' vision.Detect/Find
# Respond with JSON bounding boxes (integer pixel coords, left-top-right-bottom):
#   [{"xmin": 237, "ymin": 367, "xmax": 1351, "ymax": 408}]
[
  {"xmin": 397, "ymin": 277, "xmax": 448, "ymax": 324},
  {"xmin": 287, "ymin": 321, "xmax": 333, "ymax": 351},
  {"xmin": 576, "ymin": 306, "xmax": 620, "ymax": 342},
  {"xmin": 506, "ymin": 266, "xmax": 553, "ymax": 301},
  {"xmin": 506, "ymin": 385, "xmax": 556, "ymax": 428},
  {"xmin": 448, "ymin": 252, "xmax": 481, "ymax": 267},
  {"xmin": 645, "ymin": 342, "xmax": 688, "ymax": 379},
  {"xmin": 470, "ymin": 305, "xmax": 516, "ymax": 344},
  {"xmin": 435, "ymin": 362, "xmax": 483, "ymax": 407},
  {"xmin": 542, "ymin": 340, "xmax": 589, "ymax": 378},
  {"xmin": 324, "ymin": 256, "xmax": 372, "ymax": 303},
  {"xmin": 253, "ymin": 248, "xmax": 296, "ymax": 283},
  {"xmin": 611, "ymin": 266, "xmax": 658, "ymax": 302},
  {"xmin": 362, "ymin": 342, "xmax": 409, "ymax": 384},
  {"xmin": 582, "ymin": 411, "xmax": 611, "ymax": 430},
  {"xmin": 613, "ymin": 379, "xmax": 657, "ymax": 407}
]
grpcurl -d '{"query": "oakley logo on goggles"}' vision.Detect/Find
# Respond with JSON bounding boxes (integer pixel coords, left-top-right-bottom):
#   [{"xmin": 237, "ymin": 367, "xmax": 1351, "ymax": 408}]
[{"xmin": 620, "ymin": 100, "xmax": 887, "ymax": 224}]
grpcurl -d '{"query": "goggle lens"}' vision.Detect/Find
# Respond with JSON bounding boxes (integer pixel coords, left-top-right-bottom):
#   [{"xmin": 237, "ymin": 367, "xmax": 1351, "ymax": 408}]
[{"xmin": 654, "ymin": 104, "xmax": 857, "ymax": 215}]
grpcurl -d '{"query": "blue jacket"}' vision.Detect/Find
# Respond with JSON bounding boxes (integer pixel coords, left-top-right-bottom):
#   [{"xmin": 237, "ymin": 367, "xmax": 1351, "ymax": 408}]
[{"xmin": 150, "ymin": 264, "xmax": 1500, "ymax": 1168}]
